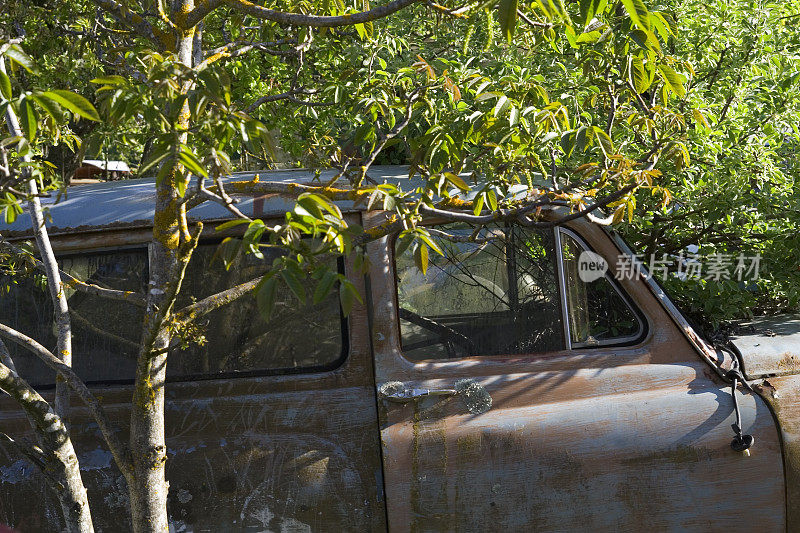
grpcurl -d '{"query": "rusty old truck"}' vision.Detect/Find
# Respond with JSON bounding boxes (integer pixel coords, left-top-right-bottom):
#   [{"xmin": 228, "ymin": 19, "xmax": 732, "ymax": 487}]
[{"xmin": 0, "ymin": 166, "xmax": 798, "ymax": 531}]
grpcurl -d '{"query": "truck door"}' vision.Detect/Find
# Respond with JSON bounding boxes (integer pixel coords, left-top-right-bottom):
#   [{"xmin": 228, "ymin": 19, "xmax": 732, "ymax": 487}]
[
  {"xmin": 367, "ymin": 218, "xmax": 785, "ymax": 531},
  {"xmin": 0, "ymin": 226, "xmax": 386, "ymax": 531}
]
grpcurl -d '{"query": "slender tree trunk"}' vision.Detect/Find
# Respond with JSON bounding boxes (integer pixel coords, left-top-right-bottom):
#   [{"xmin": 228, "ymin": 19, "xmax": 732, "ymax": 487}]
[
  {"xmin": 0, "ymin": 58, "xmax": 92, "ymax": 533},
  {"xmin": 128, "ymin": 13, "xmax": 196, "ymax": 531},
  {"xmin": 0, "ymin": 362, "xmax": 94, "ymax": 532}
]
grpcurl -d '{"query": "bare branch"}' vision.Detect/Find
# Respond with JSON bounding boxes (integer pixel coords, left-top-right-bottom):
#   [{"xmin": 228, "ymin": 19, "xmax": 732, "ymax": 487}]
[
  {"xmin": 87, "ymin": 0, "xmax": 159, "ymax": 44},
  {"xmin": 0, "ymin": 240, "xmax": 147, "ymax": 307},
  {"xmin": 185, "ymin": 178, "xmax": 372, "ymax": 211},
  {"xmin": 201, "ymin": 38, "xmax": 297, "ymax": 66},
  {"xmin": 0, "ymin": 361, "xmax": 94, "ymax": 529},
  {"xmin": 358, "ymin": 87, "xmax": 422, "ymax": 184},
  {"xmin": 185, "ymin": 0, "xmax": 224, "ymax": 27},
  {"xmin": 0, "ymin": 322, "xmax": 133, "ymax": 479},
  {"xmin": 247, "ymin": 91, "xmax": 335, "ymax": 112},
  {"xmin": 173, "ymin": 275, "xmax": 262, "ymax": 324},
  {"xmin": 221, "ymin": 0, "xmax": 424, "ymax": 27},
  {"xmin": 517, "ymin": 9, "xmax": 552, "ymax": 29}
]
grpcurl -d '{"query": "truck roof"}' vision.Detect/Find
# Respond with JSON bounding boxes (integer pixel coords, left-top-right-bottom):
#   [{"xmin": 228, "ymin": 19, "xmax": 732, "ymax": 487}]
[{"xmin": 1, "ymin": 166, "xmax": 418, "ymax": 237}]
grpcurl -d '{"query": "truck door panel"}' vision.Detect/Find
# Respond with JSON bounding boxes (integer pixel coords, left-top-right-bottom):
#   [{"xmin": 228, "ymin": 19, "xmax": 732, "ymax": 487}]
[
  {"xmin": 0, "ymin": 231, "xmax": 385, "ymax": 532},
  {"xmin": 367, "ymin": 215, "xmax": 785, "ymax": 532}
]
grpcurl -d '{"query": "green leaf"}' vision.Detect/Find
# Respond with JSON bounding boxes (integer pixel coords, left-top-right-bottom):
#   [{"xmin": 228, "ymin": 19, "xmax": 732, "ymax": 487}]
[
  {"xmin": 3, "ymin": 194, "xmax": 22, "ymax": 224},
  {"xmin": 395, "ymin": 232, "xmax": 415, "ymax": 257},
  {"xmin": 41, "ymin": 90, "xmax": 100, "ymax": 121},
  {"xmin": 575, "ymin": 125, "xmax": 588, "ymax": 153},
  {"xmin": 444, "ymin": 172, "xmax": 469, "ymax": 191},
  {"xmin": 339, "ymin": 278, "xmax": 362, "ymax": 316},
  {"xmin": 472, "ymin": 194, "xmax": 485, "ymax": 216},
  {"xmin": 486, "ymin": 188, "xmax": 498, "ymax": 211},
  {"xmin": 29, "ymin": 92, "xmax": 63, "ymax": 122},
  {"xmin": 576, "ymin": 30, "xmax": 602, "ymax": 44},
  {"xmin": 5, "ymin": 45, "xmax": 39, "ymax": 74},
  {"xmin": 414, "ymin": 242, "xmax": 429, "ymax": 275},
  {"xmin": 579, "ymin": 0, "xmax": 607, "ymax": 24},
  {"xmin": 657, "ymin": 64, "xmax": 686, "ymax": 98},
  {"xmin": 493, "ymin": 95, "xmax": 510, "ymax": 117},
  {"xmin": 497, "ymin": 0, "xmax": 518, "ymax": 42},
  {"xmin": 565, "ymin": 25, "xmax": 578, "ymax": 48},
  {"xmin": 139, "ymin": 144, "xmax": 172, "ymax": 177},
  {"xmin": 313, "ymin": 269, "xmax": 338, "ymax": 304},
  {"xmin": 560, "ymin": 130, "xmax": 575, "ymax": 156},
  {"xmin": 256, "ymin": 275, "xmax": 279, "ymax": 320},
  {"xmin": 550, "ymin": 0, "xmax": 570, "ymax": 21},
  {"xmin": 417, "ymin": 232, "xmax": 444, "ymax": 256},
  {"xmin": 0, "ymin": 70, "xmax": 11, "ymax": 100},
  {"xmin": 630, "ymin": 29, "xmax": 659, "ymax": 51},
  {"xmin": 630, "ymin": 57, "xmax": 651, "ymax": 93},
  {"xmin": 281, "ymin": 269, "xmax": 306, "ymax": 305},
  {"xmin": 215, "ymin": 218, "xmax": 250, "ymax": 231},
  {"xmin": 621, "ymin": 0, "xmax": 650, "ymax": 31},
  {"xmin": 19, "ymin": 98, "xmax": 36, "ymax": 141},
  {"xmin": 178, "ymin": 145, "xmax": 208, "ymax": 177},
  {"xmin": 593, "ymin": 126, "xmax": 614, "ymax": 156},
  {"xmin": 90, "ymin": 75, "xmax": 126, "ymax": 86}
]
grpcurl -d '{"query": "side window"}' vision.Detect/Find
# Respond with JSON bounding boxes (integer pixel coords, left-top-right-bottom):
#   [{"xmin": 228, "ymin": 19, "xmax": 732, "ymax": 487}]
[
  {"xmin": 395, "ymin": 223, "xmax": 563, "ymax": 361},
  {"xmin": 559, "ymin": 229, "xmax": 645, "ymax": 347},
  {"xmin": 0, "ymin": 243, "xmax": 344, "ymax": 386},
  {"xmin": 0, "ymin": 250, "xmax": 147, "ymax": 386},
  {"xmin": 169, "ymin": 244, "xmax": 344, "ymax": 377}
]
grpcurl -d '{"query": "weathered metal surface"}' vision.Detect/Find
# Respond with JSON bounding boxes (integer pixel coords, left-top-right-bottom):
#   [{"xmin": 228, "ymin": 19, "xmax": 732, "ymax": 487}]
[
  {"xmin": 729, "ymin": 315, "xmax": 800, "ymax": 379},
  {"xmin": 0, "ymin": 249, "xmax": 386, "ymax": 532},
  {"xmin": 754, "ymin": 376, "xmax": 800, "ymax": 531},
  {"xmin": 1, "ymin": 166, "xmax": 417, "ymax": 238},
  {"xmin": 366, "ymin": 211, "xmax": 786, "ymax": 531}
]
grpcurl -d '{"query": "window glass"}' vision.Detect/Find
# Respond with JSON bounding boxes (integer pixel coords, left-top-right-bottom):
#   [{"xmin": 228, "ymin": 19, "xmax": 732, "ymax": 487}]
[
  {"xmin": 560, "ymin": 231, "xmax": 644, "ymax": 347},
  {"xmin": 170, "ymin": 244, "xmax": 343, "ymax": 377},
  {"xmin": 0, "ymin": 244, "xmax": 343, "ymax": 386},
  {"xmin": 0, "ymin": 250, "xmax": 146, "ymax": 386},
  {"xmin": 395, "ymin": 224, "xmax": 563, "ymax": 361}
]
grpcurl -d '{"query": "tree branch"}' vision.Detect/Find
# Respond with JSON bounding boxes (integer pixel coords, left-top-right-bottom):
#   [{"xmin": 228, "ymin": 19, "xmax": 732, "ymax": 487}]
[
  {"xmin": 246, "ymin": 91, "xmax": 335, "ymax": 112},
  {"xmin": 185, "ymin": 0, "xmax": 224, "ymax": 28},
  {"xmin": 0, "ymin": 240, "xmax": 147, "ymax": 307},
  {"xmin": 173, "ymin": 275, "xmax": 262, "ymax": 324},
  {"xmin": 0, "ymin": 322, "xmax": 133, "ymax": 480},
  {"xmin": 199, "ymin": 39, "xmax": 298, "ymax": 69},
  {"xmin": 0, "ymin": 361, "xmax": 95, "ymax": 529},
  {"xmin": 221, "ymin": 0, "xmax": 424, "ymax": 27},
  {"xmin": 88, "ymin": 0, "xmax": 159, "ymax": 44}
]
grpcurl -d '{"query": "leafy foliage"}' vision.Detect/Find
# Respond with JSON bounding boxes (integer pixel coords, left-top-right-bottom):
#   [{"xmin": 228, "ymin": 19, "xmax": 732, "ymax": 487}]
[{"xmin": 621, "ymin": 0, "xmax": 800, "ymax": 327}]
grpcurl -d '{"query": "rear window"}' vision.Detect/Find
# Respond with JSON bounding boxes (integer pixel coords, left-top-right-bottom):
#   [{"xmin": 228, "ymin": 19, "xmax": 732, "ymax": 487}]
[{"xmin": 0, "ymin": 243, "xmax": 344, "ymax": 386}]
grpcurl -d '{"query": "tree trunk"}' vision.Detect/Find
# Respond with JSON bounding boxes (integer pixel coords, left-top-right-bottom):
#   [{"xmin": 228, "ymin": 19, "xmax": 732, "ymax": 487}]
[
  {"xmin": 128, "ymin": 14, "xmax": 196, "ymax": 531},
  {"xmin": 1, "ymin": 57, "xmax": 92, "ymax": 533},
  {"xmin": 0, "ymin": 363, "xmax": 94, "ymax": 533}
]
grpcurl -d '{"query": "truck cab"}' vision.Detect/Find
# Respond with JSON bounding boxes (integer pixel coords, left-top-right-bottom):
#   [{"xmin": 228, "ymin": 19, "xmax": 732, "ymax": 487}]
[{"xmin": 0, "ymin": 166, "xmax": 793, "ymax": 531}]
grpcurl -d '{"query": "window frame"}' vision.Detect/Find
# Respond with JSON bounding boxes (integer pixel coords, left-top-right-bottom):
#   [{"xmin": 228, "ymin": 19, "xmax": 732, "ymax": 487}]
[{"xmin": 554, "ymin": 226, "xmax": 648, "ymax": 350}]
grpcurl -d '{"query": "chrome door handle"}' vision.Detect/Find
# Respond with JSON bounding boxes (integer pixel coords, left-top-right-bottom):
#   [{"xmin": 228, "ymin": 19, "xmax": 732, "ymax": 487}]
[
  {"xmin": 378, "ymin": 382, "xmax": 457, "ymax": 402},
  {"xmin": 378, "ymin": 380, "xmax": 492, "ymax": 414}
]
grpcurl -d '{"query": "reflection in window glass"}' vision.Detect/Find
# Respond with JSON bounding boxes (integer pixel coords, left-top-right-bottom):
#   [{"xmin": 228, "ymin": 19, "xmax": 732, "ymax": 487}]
[
  {"xmin": 170, "ymin": 245, "xmax": 343, "ymax": 377},
  {"xmin": 0, "ymin": 244, "xmax": 343, "ymax": 385},
  {"xmin": 396, "ymin": 224, "xmax": 562, "ymax": 361},
  {"xmin": 0, "ymin": 251, "xmax": 146, "ymax": 386},
  {"xmin": 560, "ymin": 231, "xmax": 643, "ymax": 346}
]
